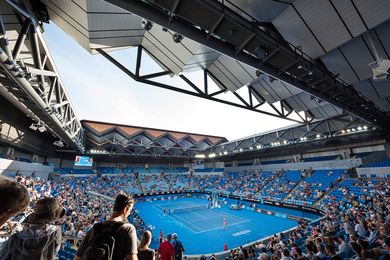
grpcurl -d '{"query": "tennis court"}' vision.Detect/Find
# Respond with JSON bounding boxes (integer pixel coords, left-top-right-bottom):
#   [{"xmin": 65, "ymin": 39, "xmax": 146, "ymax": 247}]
[
  {"xmin": 135, "ymin": 197, "xmax": 300, "ymax": 254},
  {"xmin": 153, "ymin": 201, "xmax": 248, "ymax": 233}
]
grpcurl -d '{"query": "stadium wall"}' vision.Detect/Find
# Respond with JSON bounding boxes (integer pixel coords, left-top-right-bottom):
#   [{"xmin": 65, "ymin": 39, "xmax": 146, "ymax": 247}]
[
  {"xmin": 225, "ymin": 158, "xmax": 361, "ymax": 172},
  {"xmin": 356, "ymin": 167, "xmax": 390, "ymax": 178},
  {"xmin": 0, "ymin": 158, "xmax": 54, "ymax": 178}
]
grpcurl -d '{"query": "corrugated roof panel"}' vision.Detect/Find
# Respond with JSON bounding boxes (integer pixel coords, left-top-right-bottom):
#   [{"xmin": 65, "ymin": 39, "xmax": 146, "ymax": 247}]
[
  {"xmin": 294, "ymin": 0, "xmax": 351, "ymax": 52},
  {"xmin": 339, "ymin": 37, "xmax": 375, "ymax": 81},
  {"xmin": 353, "ymin": 0, "xmax": 390, "ymax": 29},
  {"xmin": 321, "ymin": 48, "xmax": 360, "ymax": 85},
  {"xmin": 273, "ymin": 6, "xmax": 325, "ymax": 59},
  {"xmin": 330, "ymin": 0, "xmax": 366, "ymax": 37}
]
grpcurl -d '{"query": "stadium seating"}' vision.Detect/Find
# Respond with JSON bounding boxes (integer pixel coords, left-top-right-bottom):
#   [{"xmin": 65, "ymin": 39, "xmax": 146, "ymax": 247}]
[
  {"xmin": 96, "ymin": 167, "xmax": 121, "ymax": 174},
  {"xmin": 285, "ymin": 169, "xmax": 343, "ymax": 205},
  {"xmin": 302, "ymin": 155, "xmax": 339, "ymax": 162}
]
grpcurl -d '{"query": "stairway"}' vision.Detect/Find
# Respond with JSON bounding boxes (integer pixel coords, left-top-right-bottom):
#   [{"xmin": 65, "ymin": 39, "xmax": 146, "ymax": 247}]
[
  {"xmin": 135, "ymin": 175, "xmax": 144, "ymax": 193},
  {"xmin": 313, "ymin": 178, "xmax": 342, "ymax": 206},
  {"xmin": 282, "ymin": 178, "xmax": 303, "ymax": 202}
]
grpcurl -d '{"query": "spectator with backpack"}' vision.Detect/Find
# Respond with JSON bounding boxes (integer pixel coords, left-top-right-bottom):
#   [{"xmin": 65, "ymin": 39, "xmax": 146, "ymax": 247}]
[
  {"xmin": 172, "ymin": 233, "xmax": 185, "ymax": 260},
  {"xmin": 74, "ymin": 193, "xmax": 138, "ymax": 260}
]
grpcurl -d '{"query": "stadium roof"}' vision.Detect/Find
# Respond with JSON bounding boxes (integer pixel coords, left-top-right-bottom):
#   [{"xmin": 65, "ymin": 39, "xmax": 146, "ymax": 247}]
[
  {"xmin": 41, "ymin": 0, "xmax": 390, "ymax": 128},
  {"xmin": 82, "ymin": 120, "xmax": 227, "ymax": 158}
]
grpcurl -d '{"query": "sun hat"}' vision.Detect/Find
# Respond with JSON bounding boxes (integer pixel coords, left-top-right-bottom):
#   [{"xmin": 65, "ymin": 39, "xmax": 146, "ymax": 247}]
[{"xmin": 24, "ymin": 197, "xmax": 65, "ymax": 224}]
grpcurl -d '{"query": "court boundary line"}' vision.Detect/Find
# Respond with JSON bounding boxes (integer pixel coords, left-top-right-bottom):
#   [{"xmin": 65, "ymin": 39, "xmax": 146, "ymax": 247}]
[
  {"xmin": 151, "ymin": 205, "xmax": 203, "ymax": 233},
  {"xmin": 168, "ymin": 209, "xmax": 250, "ymax": 234}
]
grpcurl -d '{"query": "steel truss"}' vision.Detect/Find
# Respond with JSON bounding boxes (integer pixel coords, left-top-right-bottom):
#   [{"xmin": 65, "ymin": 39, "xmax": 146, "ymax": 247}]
[
  {"xmin": 0, "ymin": 0, "xmax": 84, "ymax": 152},
  {"xmin": 206, "ymin": 114, "xmax": 375, "ymax": 155},
  {"xmin": 98, "ymin": 46, "xmax": 311, "ymax": 124},
  {"xmin": 106, "ymin": 0, "xmax": 390, "ymax": 128},
  {"xmin": 83, "ymin": 121, "xmax": 221, "ymax": 158}
]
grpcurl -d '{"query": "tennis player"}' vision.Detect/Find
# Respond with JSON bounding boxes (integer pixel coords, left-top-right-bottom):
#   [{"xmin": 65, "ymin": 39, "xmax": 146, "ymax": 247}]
[
  {"xmin": 224, "ymin": 217, "xmax": 228, "ymax": 229},
  {"xmin": 163, "ymin": 208, "xmax": 166, "ymax": 216}
]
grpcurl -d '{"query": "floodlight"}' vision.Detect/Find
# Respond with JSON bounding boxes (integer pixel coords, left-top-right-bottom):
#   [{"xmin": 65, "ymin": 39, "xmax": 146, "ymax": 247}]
[
  {"xmin": 357, "ymin": 126, "xmax": 362, "ymax": 131},
  {"xmin": 316, "ymin": 134, "xmax": 321, "ymax": 138},
  {"xmin": 363, "ymin": 125, "xmax": 368, "ymax": 130}
]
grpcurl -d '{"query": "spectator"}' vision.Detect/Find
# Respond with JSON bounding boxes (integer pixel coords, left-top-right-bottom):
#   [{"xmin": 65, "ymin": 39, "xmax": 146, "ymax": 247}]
[
  {"xmin": 0, "ymin": 178, "xmax": 30, "ymax": 227},
  {"xmin": 138, "ymin": 230, "xmax": 155, "ymax": 260},
  {"xmin": 172, "ymin": 233, "xmax": 185, "ymax": 260},
  {"xmin": 350, "ymin": 242, "xmax": 364, "ymax": 260},
  {"xmin": 325, "ymin": 245, "xmax": 341, "ymax": 260},
  {"xmin": 281, "ymin": 248, "xmax": 293, "ymax": 260},
  {"xmin": 337, "ymin": 235, "xmax": 352, "ymax": 255},
  {"xmin": 75, "ymin": 193, "xmax": 137, "ymax": 260},
  {"xmin": 158, "ymin": 234, "xmax": 175, "ymax": 260},
  {"xmin": 0, "ymin": 197, "xmax": 64, "ymax": 259}
]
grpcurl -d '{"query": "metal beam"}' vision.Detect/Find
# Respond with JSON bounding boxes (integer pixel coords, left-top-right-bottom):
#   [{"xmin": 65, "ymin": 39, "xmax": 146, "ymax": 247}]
[{"xmin": 105, "ymin": 0, "xmax": 390, "ymax": 128}]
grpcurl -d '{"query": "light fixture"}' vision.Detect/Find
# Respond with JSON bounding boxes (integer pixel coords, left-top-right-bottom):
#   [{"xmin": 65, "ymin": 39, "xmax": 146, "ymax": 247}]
[
  {"xmin": 363, "ymin": 125, "xmax": 368, "ymax": 130},
  {"xmin": 357, "ymin": 126, "xmax": 362, "ymax": 131},
  {"xmin": 283, "ymin": 140, "xmax": 288, "ymax": 144},
  {"xmin": 256, "ymin": 145, "xmax": 262, "ymax": 149},
  {"xmin": 351, "ymin": 128, "xmax": 356, "ymax": 132},
  {"xmin": 29, "ymin": 124, "xmax": 38, "ymax": 131},
  {"xmin": 53, "ymin": 140, "xmax": 64, "ymax": 148},
  {"xmin": 269, "ymin": 76, "xmax": 277, "ymax": 83},
  {"xmin": 172, "ymin": 33, "xmax": 184, "ymax": 43},
  {"xmin": 141, "ymin": 19, "xmax": 153, "ymax": 31},
  {"xmin": 341, "ymin": 130, "xmax": 346, "ymax": 134},
  {"xmin": 347, "ymin": 129, "xmax": 351, "ymax": 133},
  {"xmin": 316, "ymin": 134, "xmax": 321, "ymax": 138},
  {"xmin": 223, "ymin": 151, "xmax": 228, "ymax": 155},
  {"xmin": 195, "ymin": 154, "xmax": 205, "ymax": 158},
  {"xmin": 208, "ymin": 153, "xmax": 216, "ymax": 158},
  {"xmin": 38, "ymin": 125, "xmax": 46, "ymax": 132},
  {"xmin": 239, "ymin": 148, "xmax": 243, "ymax": 152}
]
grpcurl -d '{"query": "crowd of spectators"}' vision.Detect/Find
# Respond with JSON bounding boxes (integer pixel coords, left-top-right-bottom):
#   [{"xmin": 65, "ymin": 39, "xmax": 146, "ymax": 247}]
[{"xmin": 0, "ymin": 170, "xmax": 389, "ymax": 259}]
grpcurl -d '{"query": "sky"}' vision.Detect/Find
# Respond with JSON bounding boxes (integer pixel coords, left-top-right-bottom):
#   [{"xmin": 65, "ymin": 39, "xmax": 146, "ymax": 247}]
[{"xmin": 44, "ymin": 23, "xmax": 295, "ymax": 141}]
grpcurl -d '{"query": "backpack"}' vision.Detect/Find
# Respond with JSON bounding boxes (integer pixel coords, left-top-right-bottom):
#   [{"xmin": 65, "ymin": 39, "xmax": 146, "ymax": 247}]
[
  {"xmin": 82, "ymin": 221, "xmax": 125, "ymax": 260},
  {"xmin": 173, "ymin": 240, "xmax": 184, "ymax": 259}
]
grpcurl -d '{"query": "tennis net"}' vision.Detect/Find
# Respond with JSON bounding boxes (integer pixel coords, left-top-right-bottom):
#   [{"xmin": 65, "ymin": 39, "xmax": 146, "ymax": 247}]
[{"xmin": 169, "ymin": 204, "xmax": 209, "ymax": 215}]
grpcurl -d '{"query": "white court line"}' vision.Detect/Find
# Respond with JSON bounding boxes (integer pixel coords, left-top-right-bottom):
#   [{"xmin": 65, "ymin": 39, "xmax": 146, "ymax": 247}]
[
  {"xmin": 151, "ymin": 204, "xmax": 250, "ymax": 234},
  {"xmin": 171, "ymin": 211, "xmax": 250, "ymax": 234},
  {"xmin": 151, "ymin": 205, "xmax": 202, "ymax": 233},
  {"xmin": 190, "ymin": 219, "xmax": 250, "ymax": 234}
]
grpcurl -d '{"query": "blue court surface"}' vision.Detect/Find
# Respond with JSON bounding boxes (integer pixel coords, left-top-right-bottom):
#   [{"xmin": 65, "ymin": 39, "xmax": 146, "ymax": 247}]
[{"xmin": 135, "ymin": 197, "xmax": 298, "ymax": 254}]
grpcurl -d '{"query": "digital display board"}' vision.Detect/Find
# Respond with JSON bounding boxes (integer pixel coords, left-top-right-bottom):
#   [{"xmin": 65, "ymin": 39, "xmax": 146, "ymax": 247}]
[{"xmin": 74, "ymin": 156, "xmax": 93, "ymax": 167}]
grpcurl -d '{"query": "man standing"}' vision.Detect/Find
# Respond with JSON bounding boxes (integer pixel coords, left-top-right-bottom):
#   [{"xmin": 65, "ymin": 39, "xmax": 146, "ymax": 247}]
[
  {"xmin": 172, "ymin": 233, "xmax": 185, "ymax": 260},
  {"xmin": 75, "ymin": 193, "xmax": 138, "ymax": 260},
  {"xmin": 158, "ymin": 234, "xmax": 175, "ymax": 260}
]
